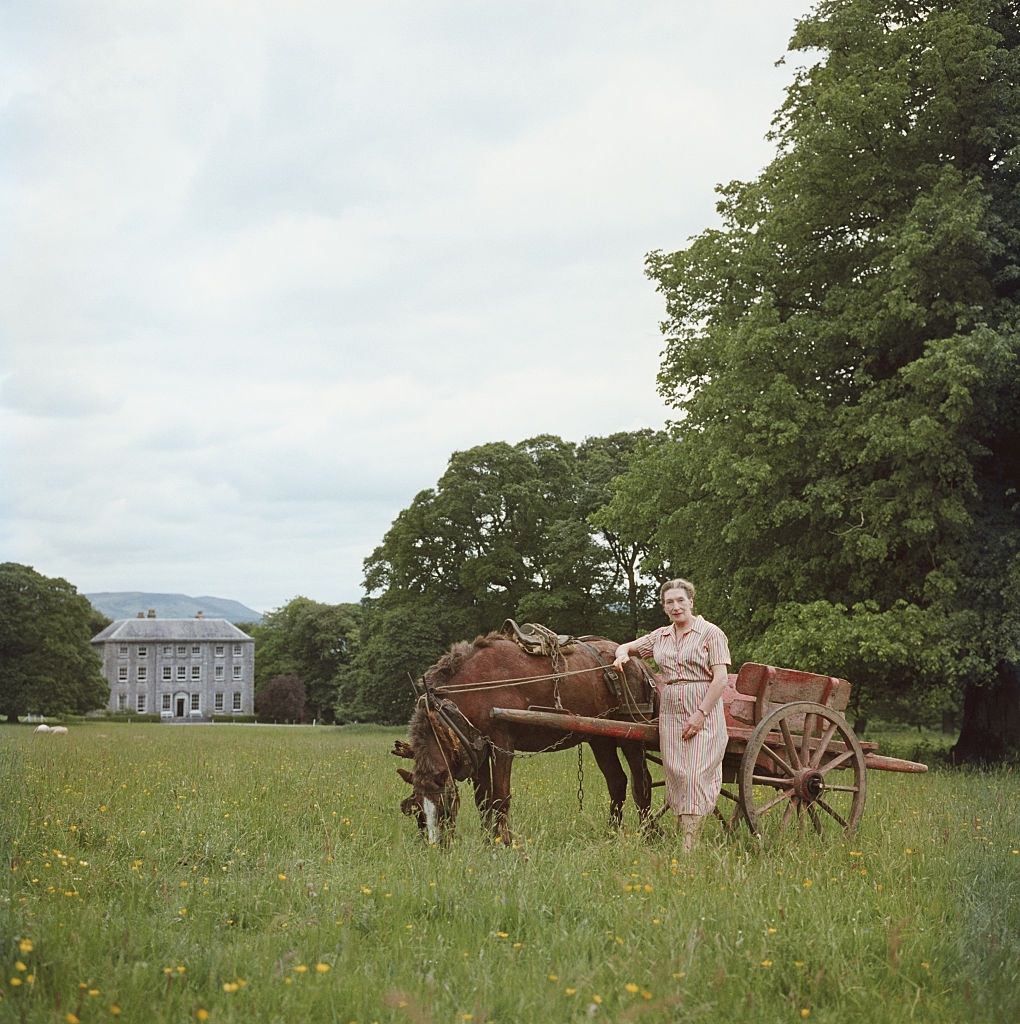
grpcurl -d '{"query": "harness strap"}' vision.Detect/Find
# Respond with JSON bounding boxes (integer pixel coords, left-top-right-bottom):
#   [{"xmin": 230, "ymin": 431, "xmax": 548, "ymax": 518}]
[{"xmin": 425, "ymin": 692, "xmax": 490, "ymax": 779}]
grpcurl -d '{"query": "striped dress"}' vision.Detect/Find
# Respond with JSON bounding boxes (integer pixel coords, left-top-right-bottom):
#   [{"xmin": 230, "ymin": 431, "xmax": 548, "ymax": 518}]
[{"xmin": 633, "ymin": 616, "xmax": 731, "ymax": 816}]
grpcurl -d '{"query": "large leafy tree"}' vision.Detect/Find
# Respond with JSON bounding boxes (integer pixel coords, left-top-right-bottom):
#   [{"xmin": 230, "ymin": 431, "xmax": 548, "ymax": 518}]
[
  {"xmin": 347, "ymin": 433, "xmax": 661, "ymax": 721},
  {"xmin": 620, "ymin": 0, "xmax": 1019, "ymax": 759},
  {"xmin": 249, "ymin": 597, "xmax": 360, "ymax": 723},
  {"xmin": 0, "ymin": 563, "xmax": 108, "ymax": 720},
  {"xmin": 363, "ymin": 435, "xmax": 622, "ymax": 639}
]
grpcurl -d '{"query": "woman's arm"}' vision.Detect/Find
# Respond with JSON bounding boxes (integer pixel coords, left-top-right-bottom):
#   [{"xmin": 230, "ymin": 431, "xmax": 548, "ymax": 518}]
[
  {"xmin": 612, "ymin": 638, "xmax": 644, "ymax": 671},
  {"xmin": 681, "ymin": 662, "xmax": 729, "ymax": 741}
]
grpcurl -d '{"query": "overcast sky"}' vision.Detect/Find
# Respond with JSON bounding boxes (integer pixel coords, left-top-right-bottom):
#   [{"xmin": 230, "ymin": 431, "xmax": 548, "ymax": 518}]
[{"xmin": 2, "ymin": 0, "xmax": 811, "ymax": 613}]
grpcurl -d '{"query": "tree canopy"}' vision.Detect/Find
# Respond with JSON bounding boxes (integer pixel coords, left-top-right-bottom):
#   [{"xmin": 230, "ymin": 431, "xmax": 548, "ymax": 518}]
[
  {"xmin": 608, "ymin": 0, "xmax": 1019, "ymax": 757},
  {"xmin": 0, "ymin": 563, "xmax": 109, "ymax": 721},
  {"xmin": 342, "ymin": 432, "xmax": 664, "ymax": 722},
  {"xmin": 248, "ymin": 597, "xmax": 360, "ymax": 723}
]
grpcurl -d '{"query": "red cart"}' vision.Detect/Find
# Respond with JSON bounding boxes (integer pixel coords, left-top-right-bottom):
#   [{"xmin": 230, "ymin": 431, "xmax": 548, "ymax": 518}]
[{"xmin": 491, "ymin": 662, "xmax": 927, "ymax": 836}]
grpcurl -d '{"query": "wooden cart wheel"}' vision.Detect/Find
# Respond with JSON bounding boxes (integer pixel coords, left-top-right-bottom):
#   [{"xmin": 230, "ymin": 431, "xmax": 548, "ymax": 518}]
[{"xmin": 738, "ymin": 701, "xmax": 867, "ymax": 837}]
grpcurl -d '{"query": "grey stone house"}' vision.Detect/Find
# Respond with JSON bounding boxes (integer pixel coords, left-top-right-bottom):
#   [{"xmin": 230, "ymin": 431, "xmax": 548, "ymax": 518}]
[{"xmin": 91, "ymin": 610, "xmax": 255, "ymax": 721}]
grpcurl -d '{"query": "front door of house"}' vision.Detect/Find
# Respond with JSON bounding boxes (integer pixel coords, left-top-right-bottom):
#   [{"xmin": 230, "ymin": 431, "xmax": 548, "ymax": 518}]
[{"xmin": 175, "ymin": 696, "xmax": 186, "ymax": 718}]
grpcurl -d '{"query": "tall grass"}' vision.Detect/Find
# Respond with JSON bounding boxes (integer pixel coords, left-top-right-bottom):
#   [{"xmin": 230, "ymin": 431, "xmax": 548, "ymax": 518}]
[{"xmin": 1, "ymin": 723, "xmax": 1017, "ymax": 1023}]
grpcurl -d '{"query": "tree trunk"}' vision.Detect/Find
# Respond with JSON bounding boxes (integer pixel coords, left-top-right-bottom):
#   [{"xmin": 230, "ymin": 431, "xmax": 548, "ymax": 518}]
[
  {"xmin": 951, "ymin": 662, "xmax": 1020, "ymax": 765},
  {"xmin": 627, "ymin": 561, "xmax": 639, "ymax": 639},
  {"xmin": 1, "ymin": 698, "xmax": 25, "ymax": 723}
]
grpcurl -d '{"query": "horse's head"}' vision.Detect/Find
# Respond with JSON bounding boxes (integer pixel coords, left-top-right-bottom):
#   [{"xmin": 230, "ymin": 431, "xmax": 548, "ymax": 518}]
[{"xmin": 393, "ymin": 713, "xmax": 465, "ymax": 844}]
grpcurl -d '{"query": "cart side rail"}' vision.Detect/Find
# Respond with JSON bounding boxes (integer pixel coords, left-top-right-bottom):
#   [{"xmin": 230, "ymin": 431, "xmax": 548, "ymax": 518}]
[{"xmin": 734, "ymin": 663, "xmax": 851, "ymax": 724}]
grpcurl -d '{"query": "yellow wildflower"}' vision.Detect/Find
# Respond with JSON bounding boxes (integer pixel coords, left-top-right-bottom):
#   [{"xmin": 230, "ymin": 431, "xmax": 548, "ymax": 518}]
[
  {"xmin": 315, "ymin": 963, "xmax": 330, "ymax": 974},
  {"xmin": 625, "ymin": 982, "xmax": 639, "ymax": 993}
]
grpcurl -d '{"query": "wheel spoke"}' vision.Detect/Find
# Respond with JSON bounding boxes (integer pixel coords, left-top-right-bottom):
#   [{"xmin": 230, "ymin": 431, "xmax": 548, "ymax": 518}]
[
  {"xmin": 817, "ymin": 749, "xmax": 855, "ymax": 775},
  {"xmin": 756, "ymin": 787, "xmax": 795, "ymax": 816},
  {"xmin": 779, "ymin": 718, "xmax": 801, "ymax": 770},
  {"xmin": 807, "ymin": 803, "xmax": 823, "ymax": 835},
  {"xmin": 718, "ymin": 786, "xmax": 739, "ymax": 803},
  {"xmin": 760, "ymin": 743, "xmax": 796, "ymax": 778},
  {"xmin": 822, "ymin": 783, "xmax": 859, "ymax": 793},
  {"xmin": 809, "ymin": 721, "xmax": 839, "ymax": 768},
  {"xmin": 799, "ymin": 712, "xmax": 816, "ymax": 765},
  {"xmin": 781, "ymin": 798, "xmax": 797, "ymax": 830},
  {"xmin": 815, "ymin": 797, "xmax": 849, "ymax": 828},
  {"xmin": 752, "ymin": 774, "xmax": 791, "ymax": 787}
]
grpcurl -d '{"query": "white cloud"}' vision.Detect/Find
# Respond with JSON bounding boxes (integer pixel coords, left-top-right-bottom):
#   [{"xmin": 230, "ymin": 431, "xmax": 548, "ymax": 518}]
[{"xmin": 1, "ymin": 0, "xmax": 812, "ymax": 610}]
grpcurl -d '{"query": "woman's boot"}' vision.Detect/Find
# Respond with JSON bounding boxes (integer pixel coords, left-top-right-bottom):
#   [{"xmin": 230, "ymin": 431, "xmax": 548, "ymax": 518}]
[{"xmin": 680, "ymin": 814, "xmax": 703, "ymax": 852}]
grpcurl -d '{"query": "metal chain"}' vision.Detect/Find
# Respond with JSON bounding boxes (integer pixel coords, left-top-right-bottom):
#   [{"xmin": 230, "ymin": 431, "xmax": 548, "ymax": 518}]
[{"xmin": 576, "ymin": 744, "xmax": 584, "ymax": 813}]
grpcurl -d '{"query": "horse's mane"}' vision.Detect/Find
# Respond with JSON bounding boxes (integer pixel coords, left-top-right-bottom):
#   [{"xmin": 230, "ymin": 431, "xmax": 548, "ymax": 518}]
[
  {"xmin": 408, "ymin": 633, "xmax": 504, "ymax": 775},
  {"xmin": 422, "ymin": 632, "xmax": 502, "ymax": 688}
]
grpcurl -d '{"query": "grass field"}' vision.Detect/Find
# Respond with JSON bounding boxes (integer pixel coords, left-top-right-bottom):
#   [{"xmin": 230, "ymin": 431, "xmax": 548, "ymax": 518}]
[{"xmin": 1, "ymin": 722, "xmax": 1017, "ymax": 1024}]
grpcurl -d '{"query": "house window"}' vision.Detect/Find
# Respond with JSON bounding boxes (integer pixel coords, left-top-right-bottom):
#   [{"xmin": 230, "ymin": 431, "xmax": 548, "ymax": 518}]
[
  {"xmin": 137, "ymin": 646, "xmax": 147, "ymax": 658},
  {"xmin": 136, "ymin": 693, "xmax": 147, "ymax": 712},
  {"xmin": 232, "ymin": 644, "xmax": 242, "ymax": 656},
  {"xmin": 192, "ymin": 645, "xmax": 200, "ymax": 656},
  {"xmin": 163, "ymin": 645, "xmax": 173, "ymax": 655},
  {"xmin": 137, "ymin": 666, "xmax": 147, "ymax": 681},
  {"xmin": 215, "ymin": 644, "xmax": 225, "ymax": 657},
  {"xmin": 190, "ymin": 693, "xmax": 200, "ymax": 712},
  {"xmin": 162, "ymin": 694, "xmax": 172, "ymax": 711},
  {"xmin": 117, "ymin": 693, "xmax": 127, "ymax": 710},
  {"xmin": 118, "ymin": 644, "xmax": 128, "ymax": 657},
  {"xmin": 232, "ymin": 692, "xmax": 242, "ymax": 712},
  {"xmin": 177, "ymin": 666, "xmax": 186, "ymax": 680},
  {"xmin": 177, "ymin": 645, "xmax": 186, "ymax": 656},
  {"xmin": 191, "ymin": 666, "xmax": 201, "ymax": 681},
  {"xmin": 232, "ymin": 664, "xmax": 242, "ymax": 680},
  {"xmin": 118, "ymin": 666, "xmax": 128, "ymax": 682},
  {"xmin": 214, "ymin": 665, "xmax": 224, "ymax": 681},
  {"xmin": 214, "ymin": 692, "xmax": 224, "ymax": 712},
  {"xmin": 162, "ymin": 666, "xmax": 172, "ymax": 681}
]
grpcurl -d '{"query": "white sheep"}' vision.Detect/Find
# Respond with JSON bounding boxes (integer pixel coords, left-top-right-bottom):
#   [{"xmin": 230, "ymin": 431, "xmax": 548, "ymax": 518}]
[
  {"xmin": 34, "ymin": 723, "xmax": 51, "ymax": 733},
  {"xmin": 50, "ymin": 726, "xmax": 68, "ymax": 735}
]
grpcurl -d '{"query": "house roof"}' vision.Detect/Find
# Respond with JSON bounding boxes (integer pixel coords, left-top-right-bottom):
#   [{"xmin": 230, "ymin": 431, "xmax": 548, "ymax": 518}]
[{"xmin": 91, "ymin": 618, "xmax": 254, "ymax": 644}]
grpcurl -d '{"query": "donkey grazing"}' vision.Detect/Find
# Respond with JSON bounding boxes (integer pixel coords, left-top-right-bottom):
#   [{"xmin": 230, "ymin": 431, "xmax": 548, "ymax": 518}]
[{"xmin": 394, "ymin": 633, "xmax": 654, "ymax": 844}]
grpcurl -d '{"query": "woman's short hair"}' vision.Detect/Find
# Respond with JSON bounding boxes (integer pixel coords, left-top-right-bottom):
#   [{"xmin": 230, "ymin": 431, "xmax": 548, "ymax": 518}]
[{"xmin": 659, "ymin": 578, "xmax": 696, "ymax": 604}]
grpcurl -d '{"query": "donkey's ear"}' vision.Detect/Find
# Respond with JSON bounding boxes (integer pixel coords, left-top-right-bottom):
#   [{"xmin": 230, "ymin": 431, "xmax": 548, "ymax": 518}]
[
  {"xmin": 396, "ymin": 767, "xmax": 414, "ymax": 785},
  {"xmin": 392, "ymin": 740, "xmax": 415, "ymax": 759}
]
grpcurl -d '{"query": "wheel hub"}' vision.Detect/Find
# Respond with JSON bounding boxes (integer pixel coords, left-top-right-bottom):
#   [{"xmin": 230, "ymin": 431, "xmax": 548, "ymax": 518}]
[{"xmin": 793, "ymin": 769, "xmax": 824, "ymax": 804}]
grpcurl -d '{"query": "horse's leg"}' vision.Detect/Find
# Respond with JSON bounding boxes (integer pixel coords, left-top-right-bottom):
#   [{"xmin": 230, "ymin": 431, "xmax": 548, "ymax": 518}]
[
  {"xmin": 619, "ymin": 740, "xmax": 653, "ymax": 823},
  {"xmin": 586, "ymin": 738, "xmax": 628, "ymax": 828},
  {"xmin": 489, "ymin": 747, "xmax": 514, "ymax": 844},
  {"xmin": 472, "ymin": 760, "xmax": 494, "ymax": 832}
]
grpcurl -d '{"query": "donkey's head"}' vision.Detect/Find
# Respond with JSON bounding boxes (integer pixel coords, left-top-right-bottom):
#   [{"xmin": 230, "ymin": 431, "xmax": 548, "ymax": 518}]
[{"xmin": 393, "ymin": 714, "xmax": 464, "ymax": 844}]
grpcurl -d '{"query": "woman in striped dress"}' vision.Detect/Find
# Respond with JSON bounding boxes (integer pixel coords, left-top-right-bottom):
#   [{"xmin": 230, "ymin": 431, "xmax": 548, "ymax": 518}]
[{"xmin": 613, "ymin": 578, "xmax": 730, "ymax": 850}]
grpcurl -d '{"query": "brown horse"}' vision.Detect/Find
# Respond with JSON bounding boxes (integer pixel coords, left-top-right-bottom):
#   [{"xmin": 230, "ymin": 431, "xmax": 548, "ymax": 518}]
[{"xmin": 393, "ymin": 633, "xmax": 654, "ymax": 843}]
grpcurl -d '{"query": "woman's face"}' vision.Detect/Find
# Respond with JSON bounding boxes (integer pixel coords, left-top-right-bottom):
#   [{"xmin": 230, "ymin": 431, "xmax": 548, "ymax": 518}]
[{"xmin": 662, "ymin": 587, "xmax": 694, "ymax": 627}]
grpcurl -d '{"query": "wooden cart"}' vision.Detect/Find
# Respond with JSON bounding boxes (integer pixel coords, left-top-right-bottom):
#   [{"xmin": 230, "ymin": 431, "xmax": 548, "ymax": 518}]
[{"xmin": 491, "ymin": 662, "xmax": 927, "ymax": 836}]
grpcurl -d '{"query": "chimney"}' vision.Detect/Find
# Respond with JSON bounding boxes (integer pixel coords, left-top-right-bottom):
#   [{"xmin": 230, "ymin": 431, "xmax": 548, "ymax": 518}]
[
  {"xmin": 195, "ymin": 610, "xmax": 204, "ymax": 619},
  {"xmin": 147, "ymin": 609, "xmax": 156, "ymax": 618},
  {"xmin": 136, "ymin": 612, "xmax": 144, "ymax": 618}
]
